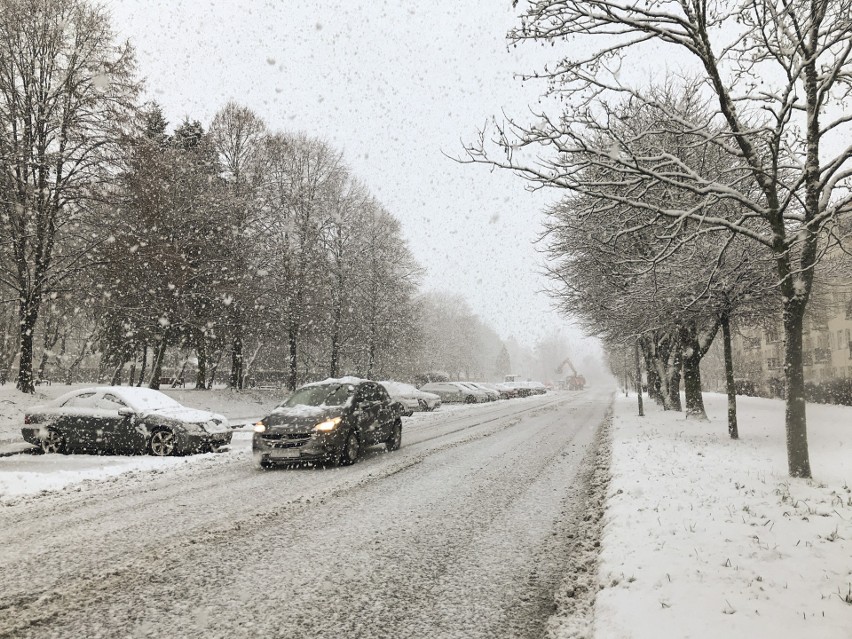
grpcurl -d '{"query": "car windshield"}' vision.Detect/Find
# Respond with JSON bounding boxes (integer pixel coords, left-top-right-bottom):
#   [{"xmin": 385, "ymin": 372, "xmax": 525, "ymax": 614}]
[
  {"xmin": 382, "ymin": 382, "xmax": 414, "ymax": 395},
  {"xmin": 282, "ymin": 384, "xmax": 352, "ymax": 408}
]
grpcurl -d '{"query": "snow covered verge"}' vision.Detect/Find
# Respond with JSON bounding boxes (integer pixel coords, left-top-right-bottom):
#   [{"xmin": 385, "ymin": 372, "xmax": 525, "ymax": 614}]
[
  {"xmin": 594, "ymin": 393, "xmax": 852, "ymax": 639},
  {"xmin": 546, "ymin": 410, "xmax": 612, "ymax": 639}
]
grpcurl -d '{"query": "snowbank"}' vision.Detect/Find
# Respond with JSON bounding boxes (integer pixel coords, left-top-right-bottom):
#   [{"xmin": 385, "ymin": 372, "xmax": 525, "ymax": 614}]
[{"xmin": 594, "ymin": 393, "xmax": 852, "ymax": 639}]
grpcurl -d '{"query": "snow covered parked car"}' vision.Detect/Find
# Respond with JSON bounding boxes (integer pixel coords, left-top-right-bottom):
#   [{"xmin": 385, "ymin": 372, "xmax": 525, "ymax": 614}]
[
  {"xmin": 379, "ymin": 381, "xmax": 441, "ymax": 416},
  {"xmin": 465, "ymin": 382, "xmax": 500, "ymax": 401},
  {"xmin": 253, "ymin": 377, "xmax": 402, "ymax": 468},
  {"xmin": 420, "ymin": 382, "xmax": 487, "ymax": 403},
  {"xmin": 21, "ymin": 386, "xmax": 231, "ymax": 456}
]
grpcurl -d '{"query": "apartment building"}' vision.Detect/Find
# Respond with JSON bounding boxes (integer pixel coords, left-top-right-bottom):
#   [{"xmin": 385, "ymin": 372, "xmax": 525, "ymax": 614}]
[{"xmin": 731, "ymin": 289, "xmax": 852, "ymax": 395}]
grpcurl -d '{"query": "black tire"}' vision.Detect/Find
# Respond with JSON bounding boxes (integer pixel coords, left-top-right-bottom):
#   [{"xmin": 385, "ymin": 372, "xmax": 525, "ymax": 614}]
[
  {"xmin": 40, "ymin": 428, "xmax": 66, "ymax": 454},
  {"xmin": 417, "ymin": 399, "xmax": 427, "ymax": 412},
  {"xmin": 386, "ymin": 420, "xmax": 402, "ymax": 452},
  {"xmin": 148, "ymin": 428, "xmax": 177, "ymax": 457},
  {"xmin": 337, "ymin": 430, "xmax": 360, "ymax": 466},
  {"xmin": 465, "ymin": 395, "xmax": 476, "ymax": 404}
]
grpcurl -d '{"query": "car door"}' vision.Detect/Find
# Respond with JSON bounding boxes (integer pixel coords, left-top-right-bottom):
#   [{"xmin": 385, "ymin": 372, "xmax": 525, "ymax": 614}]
[
  {"xmin": 57, "ymin": 391, "xmax": 98, "ymax": 450},
  {"xmin": 96, "ymin": 393, "xmax": 141, "ymax": 453},
  {"xmin": 448, "ymin": 383, "xmax": 465, "ymax": 401},
  {"xmin": 353, "ymin": 383, "xmax": 382, "ymax": 445},
  {"xmin": 76, "ymin": 392, "xmax": 126, "ymax": 451},
  {"xmin": 373, "ymin": 385, "xmax": 396, "ymax": 440}
]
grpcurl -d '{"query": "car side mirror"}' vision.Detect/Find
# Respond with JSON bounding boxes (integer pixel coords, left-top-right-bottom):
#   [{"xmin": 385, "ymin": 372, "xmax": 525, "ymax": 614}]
[{"xmin": 118, "ymin": 407, "xmax": 135, "ymax": 417}]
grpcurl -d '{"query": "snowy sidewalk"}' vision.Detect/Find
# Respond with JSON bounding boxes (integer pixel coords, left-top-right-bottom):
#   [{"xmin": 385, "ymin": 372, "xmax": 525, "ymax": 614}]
[{"xmin": 593, "ymin": 393, "xmax": 852, "ymax": 639}]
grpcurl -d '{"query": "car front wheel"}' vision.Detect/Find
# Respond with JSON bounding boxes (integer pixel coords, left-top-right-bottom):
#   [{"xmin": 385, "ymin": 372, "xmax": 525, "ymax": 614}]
[
  {"xmin": 386, "ymin": 420, "xmax": 402, "ymax": 452},
  {"xmin": 40, "ymin": 428, "xmax": 66, "ymax": 454},
  {"xmin": 148, "ymin": 429, "xmax": 177, "ymax": 456},
  {"xmin": 338, "ymin": 431, "xmax": 360, "ymax": 466}
]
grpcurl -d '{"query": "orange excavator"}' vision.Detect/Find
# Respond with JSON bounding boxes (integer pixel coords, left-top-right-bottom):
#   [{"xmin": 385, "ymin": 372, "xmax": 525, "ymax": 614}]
[{"xmin": 556, "ymin": 355, "xmax": 585, "ymax": 390}]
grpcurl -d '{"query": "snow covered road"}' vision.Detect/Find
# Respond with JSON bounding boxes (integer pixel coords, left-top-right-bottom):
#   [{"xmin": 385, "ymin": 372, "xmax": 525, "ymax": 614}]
[{"xmin": 0, "ymin": 389, "xmax": 612, "ymax": 638}]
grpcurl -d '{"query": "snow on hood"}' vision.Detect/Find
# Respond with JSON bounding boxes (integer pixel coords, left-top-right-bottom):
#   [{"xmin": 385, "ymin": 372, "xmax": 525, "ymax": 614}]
[
  {"xmin": 270, "ymin": 404, "xmax": 330, "ymax": 418},
  {"xmin": 147, "ymin": 406, "xmax": 229, "ymax": 431}
]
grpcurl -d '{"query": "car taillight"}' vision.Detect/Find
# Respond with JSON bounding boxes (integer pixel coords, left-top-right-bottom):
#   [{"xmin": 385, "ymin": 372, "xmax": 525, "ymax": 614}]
[{"xmin": 24, "ymin": 415, "xmax": 32, "ymax": 424}]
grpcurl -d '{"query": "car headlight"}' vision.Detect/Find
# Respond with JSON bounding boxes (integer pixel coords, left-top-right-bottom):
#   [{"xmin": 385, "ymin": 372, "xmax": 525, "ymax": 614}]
[
  {"xmin": 189, "ymin": 422, "xmax": 208, "ymax": 433},
  {"xmin": 313, "ymin": 416, "xmax": 342, "ymax": 432},
  {"xmin": 253, "ymin": 422, "xmax": 266, "ymax": 433}
]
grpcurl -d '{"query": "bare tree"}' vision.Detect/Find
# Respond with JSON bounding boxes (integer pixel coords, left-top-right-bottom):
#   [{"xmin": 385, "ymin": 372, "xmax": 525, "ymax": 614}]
[
  {"xmin": 209, "ymin": 102, "xmax": 266, "ymax": 389},
  {"xmin": 468, "ymin": 1, "xmax": 852, "ymax": 477},
  {"xmin": 0, "ymin": 0, "xmax": 139, "ymax": 393},
  {"xmin": 258, "ymin": 133, "xmax": 345, "ymax": 390}
]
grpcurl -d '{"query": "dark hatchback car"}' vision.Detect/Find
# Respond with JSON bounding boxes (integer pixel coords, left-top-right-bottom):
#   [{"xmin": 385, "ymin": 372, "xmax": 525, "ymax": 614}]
[
  {"xmin": 21, "ymin": 386, "xmax": 231, "ymax": 456},
  {"xmin": 253, "ymin": 378, "xmax": 402, "ymax": 468}
]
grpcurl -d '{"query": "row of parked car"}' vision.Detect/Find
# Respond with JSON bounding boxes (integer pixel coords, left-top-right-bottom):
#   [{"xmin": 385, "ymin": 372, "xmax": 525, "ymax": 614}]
[
  {"xmin": 418, "ymin": 380, "xmax": 546, "ymax": 403},
  {"xmin": 20, "ymin": 377, "xmax": 548, "ymax": 468},
  {"xmin": 376, "ymin": 379, "xmax": 549, "ymax": 416}
]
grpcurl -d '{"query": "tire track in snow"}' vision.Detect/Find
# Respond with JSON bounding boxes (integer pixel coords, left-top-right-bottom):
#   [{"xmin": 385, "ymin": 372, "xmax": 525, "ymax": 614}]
[{"xmin": 0, "ymin": 393, "xmax": 592, "ymax": 637}]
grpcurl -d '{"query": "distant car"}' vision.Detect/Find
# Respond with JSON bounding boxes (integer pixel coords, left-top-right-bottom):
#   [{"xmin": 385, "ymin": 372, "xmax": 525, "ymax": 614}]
[
  {"xmin": 502, "ymin": 382, "xmax": 532, "ymax": 397},
  {"xmin": 420, "ymin": 382, "xmax": 469, "ymax": 403},
  {"xmin": 453, "ymin": 382, "xmax": 490, "ymax": 403},
  {"xmin": 478, "ymin": 382, "xmax": 513, "ymax": 399},
  {"xmin": 466, "ymin": 382, "xmax": 501, "ymax": 401},
  {"xmin": 527, "ymin": 381, "xmax": 548, "ymax": 395},
  {"xmin": 379, "ymin": 381, "xmax": 441, "ymax": 416},
  {"xmin": 21, "ymin": 386, "xmax": 231, "ymax": 456},
  {"xmin": 253, "ymin": 377, "xmax": 402, "ymax": 468}
]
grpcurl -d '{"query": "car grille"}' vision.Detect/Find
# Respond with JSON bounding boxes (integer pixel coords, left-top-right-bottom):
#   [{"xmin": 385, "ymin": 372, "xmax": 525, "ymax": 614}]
[{"xmin": 262, "ymin": 432, "xmax": 312, "ymax": 448}]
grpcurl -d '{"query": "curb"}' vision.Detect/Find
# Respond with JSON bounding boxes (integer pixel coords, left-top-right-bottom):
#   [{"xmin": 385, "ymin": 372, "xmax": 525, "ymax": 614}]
[{"xmin": 0, "ymin": 442, "xmax": 39, "ymax": 458}]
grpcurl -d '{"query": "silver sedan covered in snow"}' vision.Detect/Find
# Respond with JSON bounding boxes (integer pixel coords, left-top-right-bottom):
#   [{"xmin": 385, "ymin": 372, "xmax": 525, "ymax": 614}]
[
  {"xmin": 379, "ymin": 381, "xmax": 441, "ymax": 416},
  {"xmin": 21, "ymin": 386, "xmax": 231, "ymax": 456}
]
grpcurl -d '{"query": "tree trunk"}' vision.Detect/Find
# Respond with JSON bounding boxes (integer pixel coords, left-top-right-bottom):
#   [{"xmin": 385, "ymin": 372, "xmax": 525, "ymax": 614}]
[
  {"xmin": 665, "ymin": 342, "xmax": 683, "ymax": 412},
  {"xmin": 242, "ymin": 342, "xmax": 264, "ymax": 387},
  {"xmin": 148, "ymin": 337, "xmax": 168, "ymax": 389},
  {"xmin": 110, "ymin": 351, "xmax": 128, "ymax": 386},
  {"xmin": 230, "ymin": 332, "xmax": 243, "ymax": 390},
  {"xmin": 138, "ymin": 343, "xmax": 148, "ymax": 387},
  {"xmin": 97, "ymin": 345, "xmax": 113, "ymax": 384},
  {"xmin": 35, "ymin": 349, "xmax": 51, "ymax": 383},
  {"xmin": 682, "ymin": 351, "xmax": 705, "ymax": 419},
  {"xmin": 366, "ymin": 327, "xmax": 377, "ymax": 380},
  {"xmin": 634, "ymin": 339, "xmax": 643, "ymax": 417},
  {"xmin": 196, "ymin": 335, "xmax": 208, "ymax": 390},
  {"xmin": 16, "ymin": 299, "xmax": 40, "ymax": 394},
  {"xmin": 720, "ymin": 313, "xmax": 738, "ymax": 439},
  {"xmin": 643, "ymin": 349, "xmax": 662, "ymax": 404},
  {"xmin": 782, "ymin": 300, "xmax": 811, "ymax": 477},
  {"xmin": 175, "ymin": 360, "xmax": 189, "ymax": 387},
  {"xmin": 207, "ymin": 348, "xmax": 223, "ymax": 389},
  {"xmin": 287, "ymin": 322, "xmax": 299, "ymax": 391}
]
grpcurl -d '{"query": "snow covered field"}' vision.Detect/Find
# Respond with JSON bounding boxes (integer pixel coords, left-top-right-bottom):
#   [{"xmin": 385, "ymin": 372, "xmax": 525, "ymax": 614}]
[{"xmin": 595, "ymin": 393, "xmax": 852, "ymax": 639}]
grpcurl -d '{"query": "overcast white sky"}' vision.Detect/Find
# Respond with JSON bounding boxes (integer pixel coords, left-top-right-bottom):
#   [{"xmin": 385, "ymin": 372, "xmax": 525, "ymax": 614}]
[{"xmin": 106, "ymin": 0, "xmax": 590, "ymax": 350}]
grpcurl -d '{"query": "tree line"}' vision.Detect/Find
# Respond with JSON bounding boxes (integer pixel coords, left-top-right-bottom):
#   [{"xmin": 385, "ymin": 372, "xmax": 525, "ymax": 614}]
[
  {"xmin": 0, "ymin": 0, "xmax": 519, "ymax": 393},
  {"xmin": 466, "ymin": 1, "xmax": 852, "ymax": 479}
]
